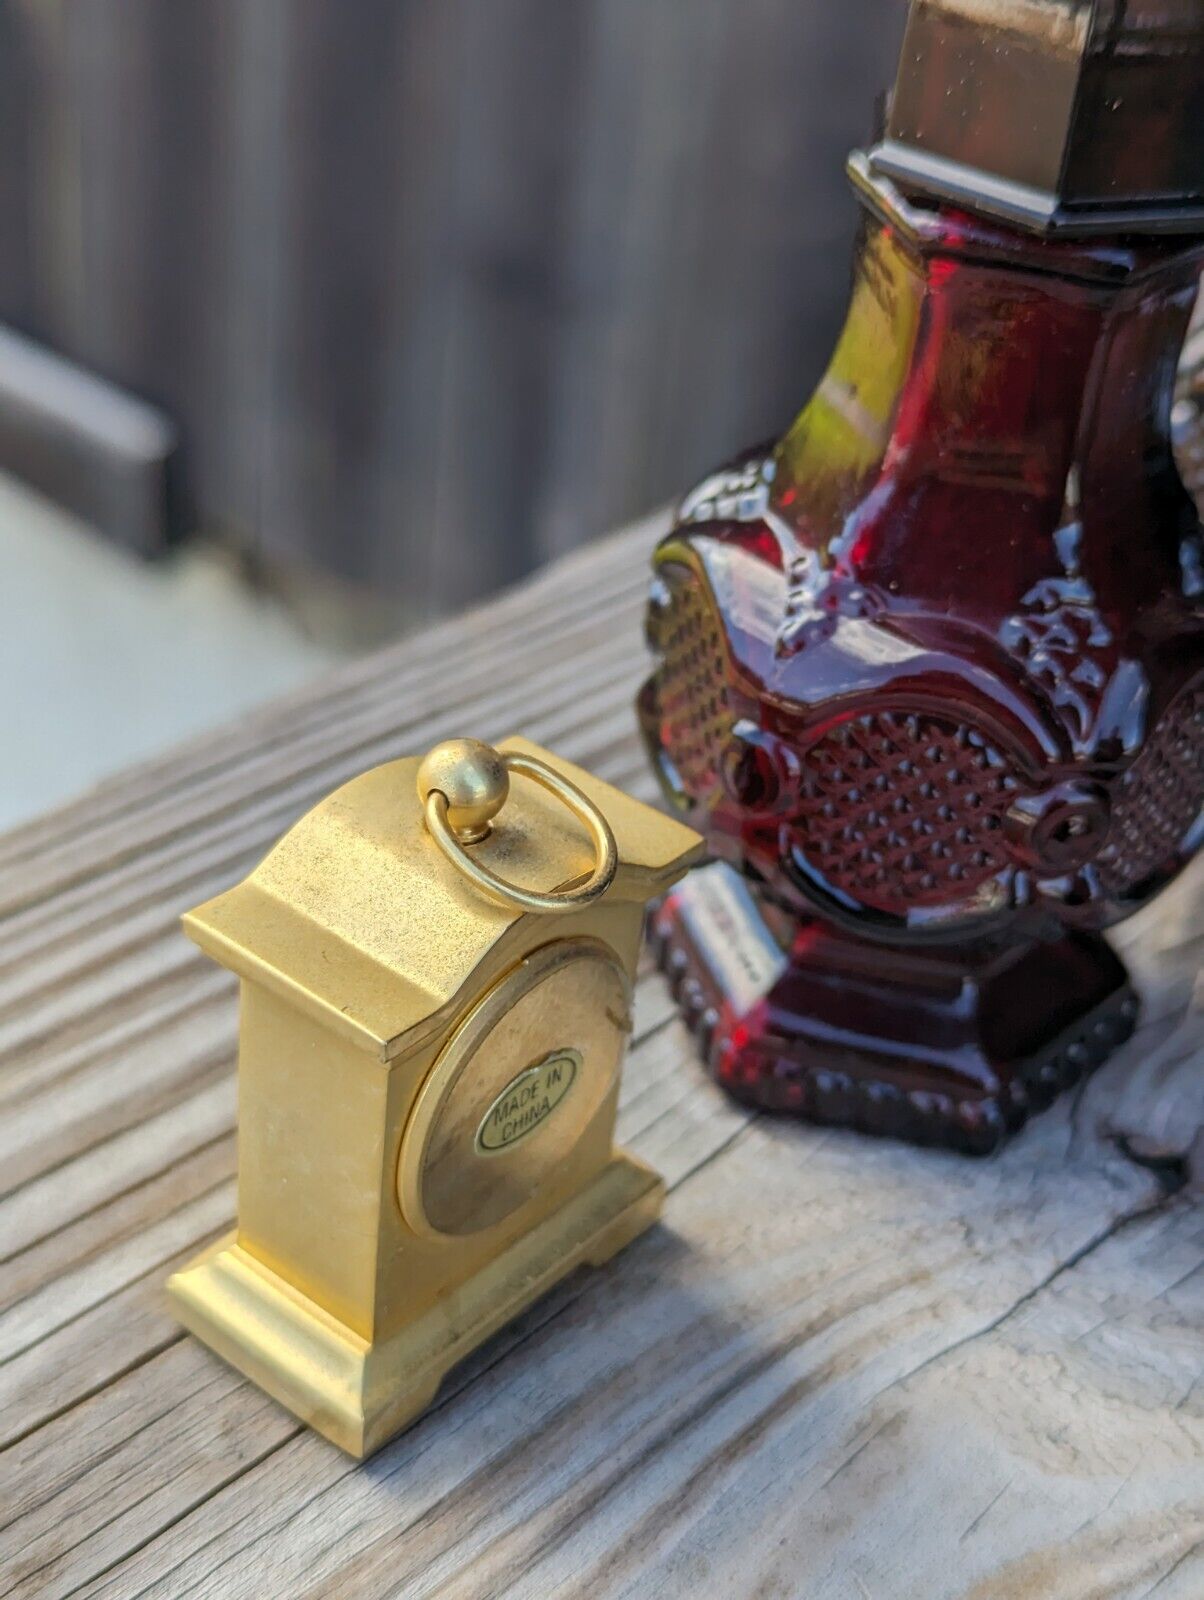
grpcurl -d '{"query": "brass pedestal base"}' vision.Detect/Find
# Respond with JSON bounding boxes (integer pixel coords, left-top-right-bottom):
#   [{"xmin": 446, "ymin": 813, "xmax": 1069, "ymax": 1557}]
[{"xmin": 167, "ymin": 1152, "xmax": 662, "ymax": 1459}]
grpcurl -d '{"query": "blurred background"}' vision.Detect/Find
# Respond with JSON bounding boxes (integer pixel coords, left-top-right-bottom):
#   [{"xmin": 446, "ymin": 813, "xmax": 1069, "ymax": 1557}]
[{"xmin": 4, "ymin": 1, "xmax": 1202, "ymax": 833}]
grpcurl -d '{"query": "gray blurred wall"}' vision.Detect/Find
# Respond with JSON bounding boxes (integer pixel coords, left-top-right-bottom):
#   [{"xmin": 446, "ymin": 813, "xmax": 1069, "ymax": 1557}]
[{"xmin": 0, "ymin": 0, "xmax": 907, "ymax": 609}]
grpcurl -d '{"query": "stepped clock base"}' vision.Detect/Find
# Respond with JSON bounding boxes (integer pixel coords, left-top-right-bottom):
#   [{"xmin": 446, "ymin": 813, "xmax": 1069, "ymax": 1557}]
[
  {"xmin": 651, "ymin": 864, "xmax": 1138, "ymax": 1155},
  {"xmin": 167, "ymin": 1151, "xmax": 663, "ymax": 1458}
]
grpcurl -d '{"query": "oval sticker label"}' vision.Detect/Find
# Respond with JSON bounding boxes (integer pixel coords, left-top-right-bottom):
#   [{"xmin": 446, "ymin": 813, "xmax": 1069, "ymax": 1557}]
[{"xmin": 475, "ymin": 1049, "xmax": 581, "ymax": 1155}]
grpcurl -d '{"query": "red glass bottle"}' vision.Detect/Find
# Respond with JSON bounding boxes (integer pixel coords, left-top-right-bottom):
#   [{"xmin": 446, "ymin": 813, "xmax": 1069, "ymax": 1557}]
[{"xmin": 638, "ymin": 129, "xmax": 1204, "ymax": 1149}]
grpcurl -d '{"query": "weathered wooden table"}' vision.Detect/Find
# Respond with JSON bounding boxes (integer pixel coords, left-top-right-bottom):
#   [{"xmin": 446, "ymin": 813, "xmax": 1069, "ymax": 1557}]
[{"xmin": 2, "ymin": 514, "xmax": 1202, "ymax": 1600}]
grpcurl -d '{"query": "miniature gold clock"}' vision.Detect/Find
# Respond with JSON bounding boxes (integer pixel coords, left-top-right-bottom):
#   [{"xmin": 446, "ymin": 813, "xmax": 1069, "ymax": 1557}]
[{"xmin": 166, "ymin": 735, "xmax": 702, "ymax": 1458}]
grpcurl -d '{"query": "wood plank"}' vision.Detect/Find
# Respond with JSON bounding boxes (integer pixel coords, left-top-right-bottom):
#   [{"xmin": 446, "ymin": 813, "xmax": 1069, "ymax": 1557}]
[
  {"xmin": 0, "ymin": 1014, "xmax": 751, "ymax": 1597},
  {"xmin": 0, "ymin": 541, "xmax": 653, "ymax": 913},
  {"xmin": 41, "ymin": 1101, "xmax": 1190, "ymax": 1600},
  {"xmin": 0, "ymin": 954, "xmax": 683, "ymax": 1446},
  {"xmin": 0, "ymin": 324, "xmax": 176, "ymax": 554},
  {"xmin": 0, "ymin": 516, "xmax": 1201, "ymax": 1599},
  {"xmin": 0, "ymin": 1, "xmax": 905, "ymax": 595},
  {"xmin": 1, "ymin": 1137, "xmax": 236, "ymax": 1318}
]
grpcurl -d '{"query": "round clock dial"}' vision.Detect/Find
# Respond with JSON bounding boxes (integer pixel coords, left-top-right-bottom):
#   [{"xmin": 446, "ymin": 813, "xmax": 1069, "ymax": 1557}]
[{"xmin": 398, "ymin": 939, "xmax": 630, "ymax": 1238}]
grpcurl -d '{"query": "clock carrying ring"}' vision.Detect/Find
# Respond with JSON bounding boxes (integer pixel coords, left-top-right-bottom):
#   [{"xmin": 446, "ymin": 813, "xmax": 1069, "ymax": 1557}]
[{"xmin": 418, "ymin": 741, "xmax": 618, "ymax": 915}]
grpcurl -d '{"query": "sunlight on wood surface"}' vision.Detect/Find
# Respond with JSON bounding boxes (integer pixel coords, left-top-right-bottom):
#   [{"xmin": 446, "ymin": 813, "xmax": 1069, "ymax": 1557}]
[{"xmin": 0, "ymin": 512, "xmax": 1200, "ymax": 1600}]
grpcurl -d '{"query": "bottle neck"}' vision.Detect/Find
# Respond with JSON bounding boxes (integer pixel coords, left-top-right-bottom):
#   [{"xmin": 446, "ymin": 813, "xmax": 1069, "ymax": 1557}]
[{"xmin": 770, "ymin": 175, "xmax": 1204, "ymax": 616}]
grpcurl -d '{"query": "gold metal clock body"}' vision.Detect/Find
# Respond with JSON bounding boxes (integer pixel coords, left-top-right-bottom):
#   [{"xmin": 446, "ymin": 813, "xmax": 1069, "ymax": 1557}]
[{"xmin": 166, "ymin": 737, "xmax": 702, "ymax": 1458}]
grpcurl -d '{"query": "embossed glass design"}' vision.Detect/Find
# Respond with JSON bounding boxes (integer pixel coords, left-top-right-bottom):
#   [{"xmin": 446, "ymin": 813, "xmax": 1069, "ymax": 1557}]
[{"xmin": 639, "ymin": 161, "xmax": 1204, "ymax": 1153}]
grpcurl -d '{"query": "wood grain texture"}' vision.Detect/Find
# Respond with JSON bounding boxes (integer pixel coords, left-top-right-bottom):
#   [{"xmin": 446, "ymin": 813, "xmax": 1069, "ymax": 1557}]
[
  {"xmin": 0, "ymin": 324, "xmax": 176, "ymax": 554},
  {"xmin": 1, "ymin": 512, "xmax": 1202, "ymax": 1600},
  {"xmin": 0, "ymin": 0, "xmax": 905, "ymax": 592}
]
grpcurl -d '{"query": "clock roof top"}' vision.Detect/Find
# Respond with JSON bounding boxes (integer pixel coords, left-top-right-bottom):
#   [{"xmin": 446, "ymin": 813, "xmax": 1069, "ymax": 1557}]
[{"xmin": 181, "ymin": 736, "xmax": 702, "ymax": 1061}]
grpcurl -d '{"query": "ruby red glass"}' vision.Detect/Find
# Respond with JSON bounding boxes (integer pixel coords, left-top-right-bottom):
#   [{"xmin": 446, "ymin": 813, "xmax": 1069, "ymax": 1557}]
[{"xmin": 638, "ymin": 162, "xmax": 1204, "ymax": 1153}]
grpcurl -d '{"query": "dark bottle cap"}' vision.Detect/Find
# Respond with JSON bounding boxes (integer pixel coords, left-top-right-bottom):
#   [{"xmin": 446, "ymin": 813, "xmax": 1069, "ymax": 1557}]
[{"xmin": 869, "ymin": 0, "xmax": 1204, "ymax": 236}]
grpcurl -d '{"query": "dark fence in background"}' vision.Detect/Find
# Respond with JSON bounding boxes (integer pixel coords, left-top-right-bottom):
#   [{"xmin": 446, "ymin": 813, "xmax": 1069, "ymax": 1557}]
[{"xmin": 0, "ymin": 0, "xmax": 906, "ymax": 610}]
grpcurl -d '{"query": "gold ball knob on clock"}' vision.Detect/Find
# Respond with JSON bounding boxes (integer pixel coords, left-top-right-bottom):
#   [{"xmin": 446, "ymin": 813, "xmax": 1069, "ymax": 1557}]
[
  {"xmin": 417, "ymin": 738, "xmax": 510, "ymax": 844},
  {"xmin": 418, "ymin": 737, "xmax": 619, "ymax": 916}
]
